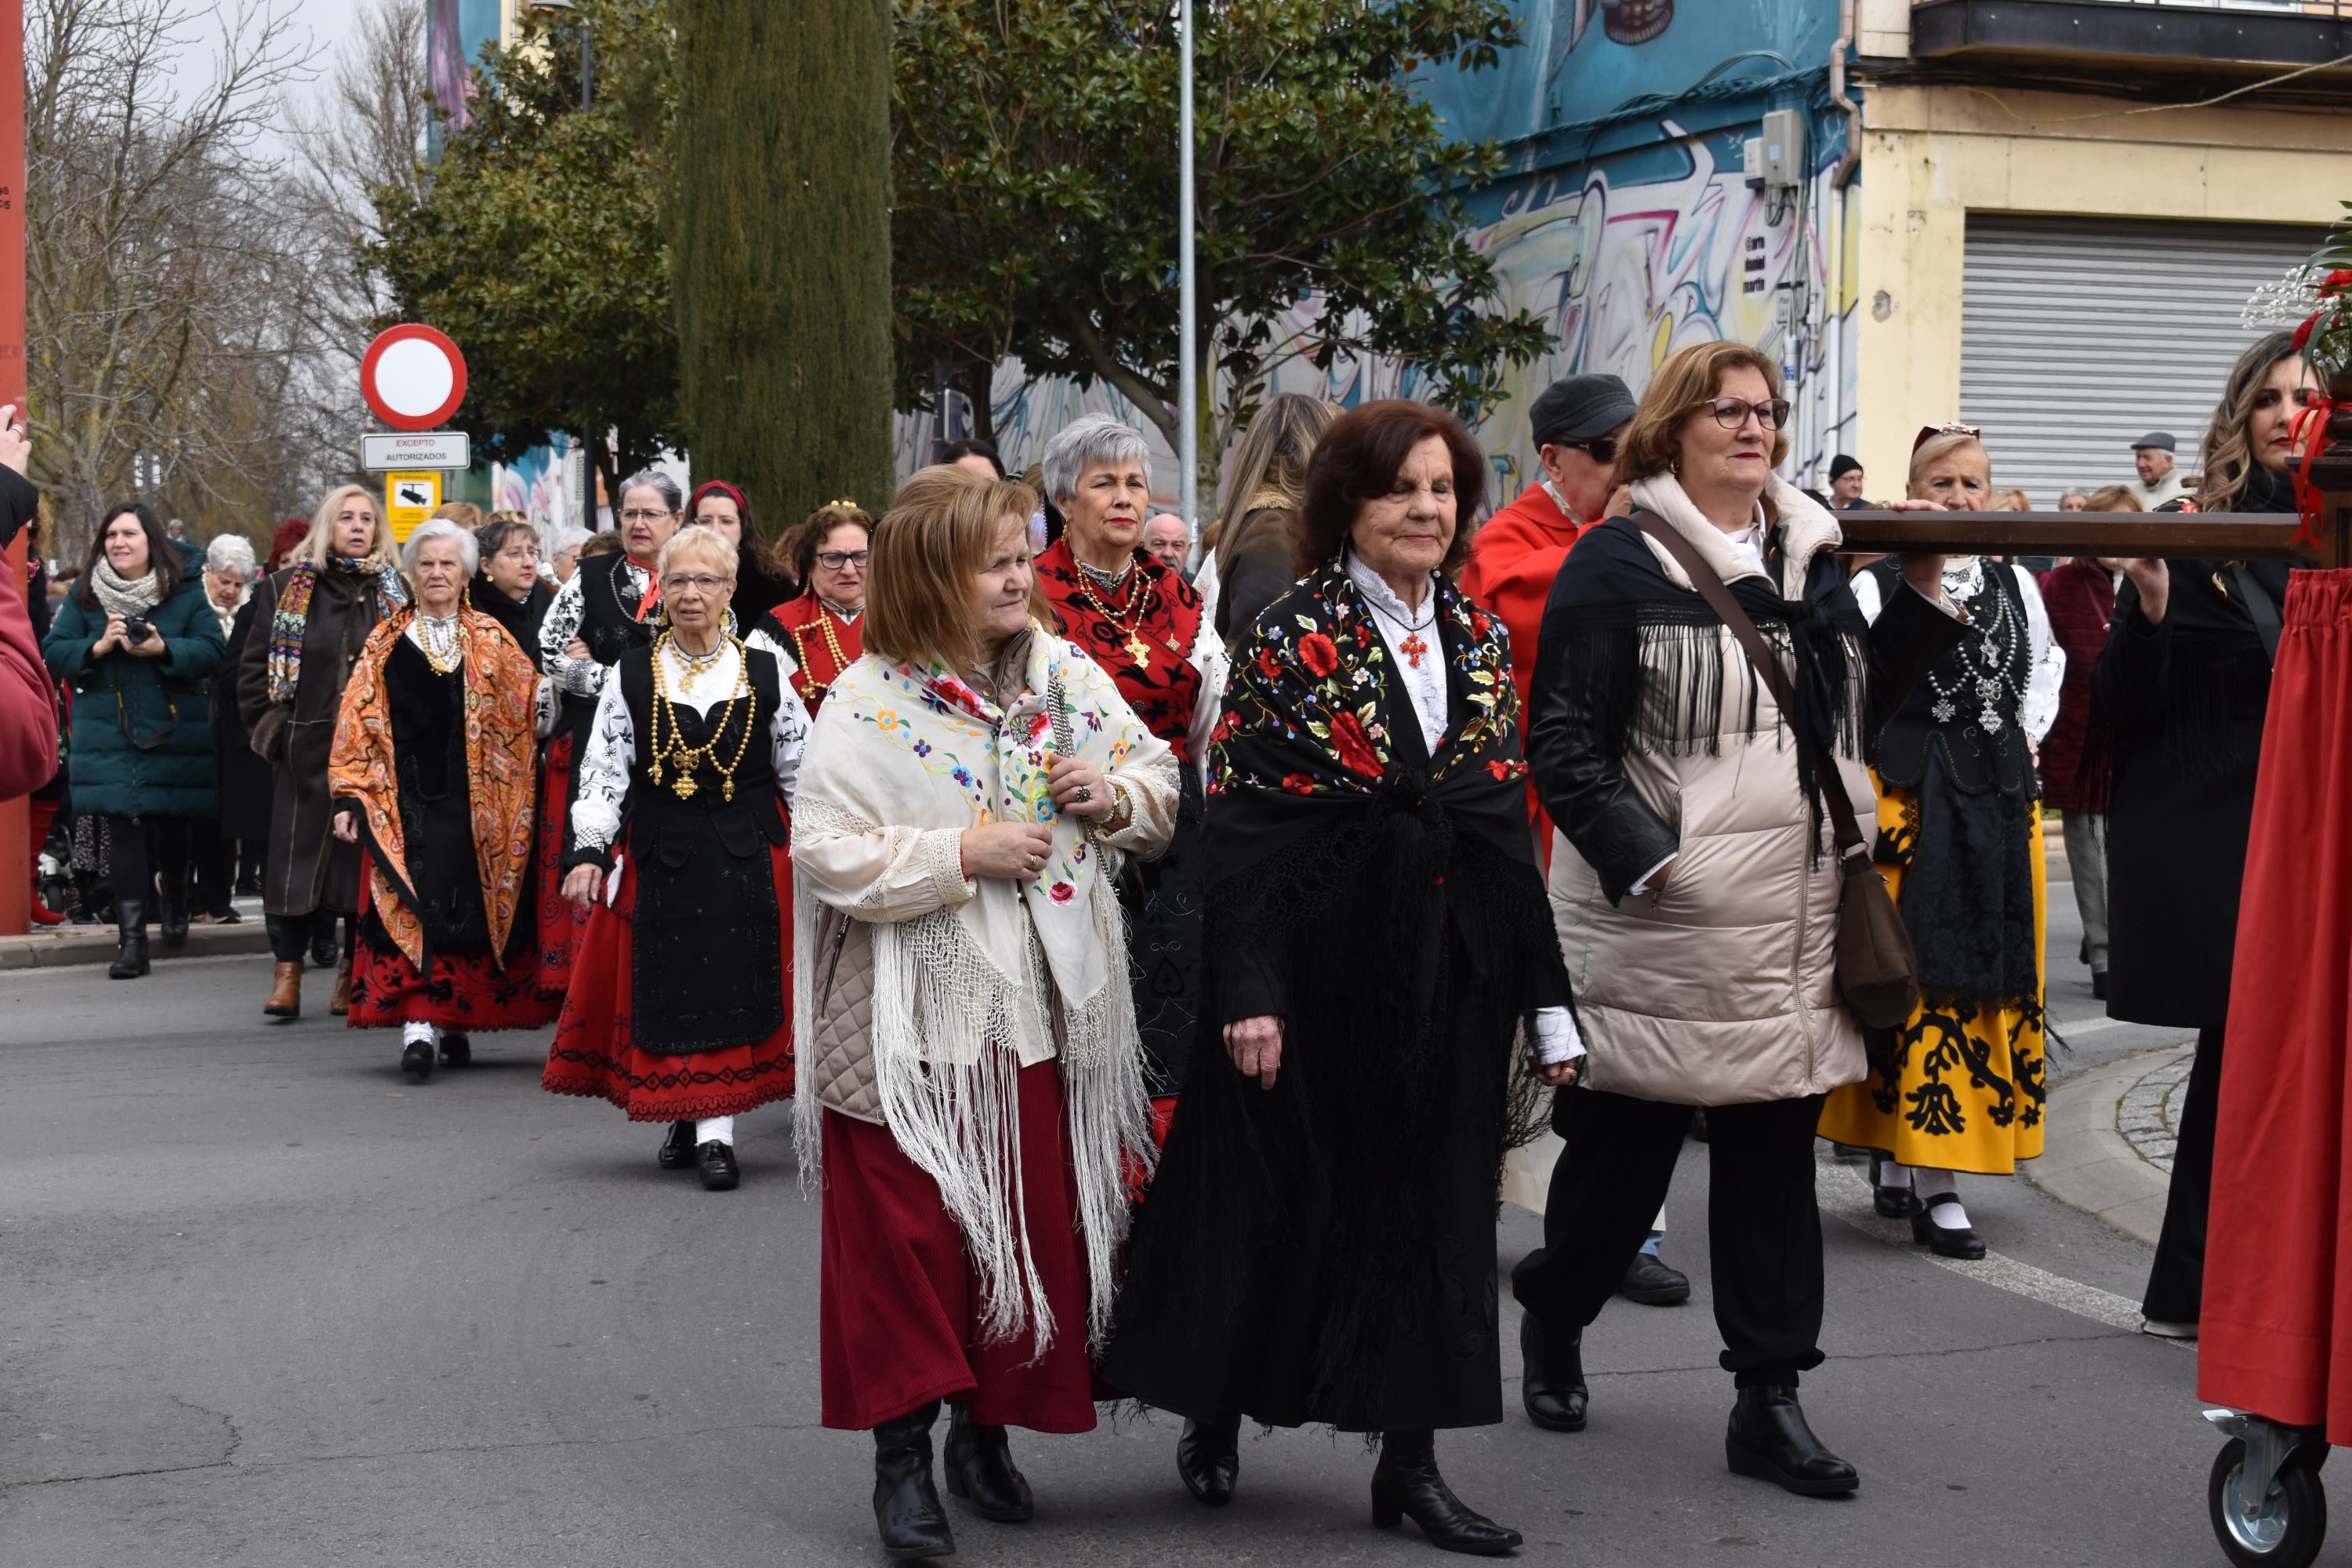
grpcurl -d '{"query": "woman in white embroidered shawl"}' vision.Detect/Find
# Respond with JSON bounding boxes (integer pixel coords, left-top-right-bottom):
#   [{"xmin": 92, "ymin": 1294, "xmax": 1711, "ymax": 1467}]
[{"xmin": 792, "ymin": 465, "xmax": 1178, "ymax": 1559}]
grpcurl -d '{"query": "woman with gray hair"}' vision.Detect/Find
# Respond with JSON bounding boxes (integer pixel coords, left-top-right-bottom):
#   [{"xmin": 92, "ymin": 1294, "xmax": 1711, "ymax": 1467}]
[
  {"xmin": 195, "ymin": 532, "xmax": 261, "ymax": 923},
  {"xmin": 326, "ymin": 518, "xmax": 557, "ymax": 1080},
  {"xmin": 1031, "ymin": 415, "xmax": 1224, "ymax": 1125},
  {"xmin": 535, "ymin": 470, "xmax": 684, "ymax": 993}
]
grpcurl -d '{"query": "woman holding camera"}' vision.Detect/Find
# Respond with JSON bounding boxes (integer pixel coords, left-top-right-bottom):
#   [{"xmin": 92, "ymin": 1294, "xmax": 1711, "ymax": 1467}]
[{"xmin": 43, "ymin": 502, "xmax": 226, "ymax": 978}]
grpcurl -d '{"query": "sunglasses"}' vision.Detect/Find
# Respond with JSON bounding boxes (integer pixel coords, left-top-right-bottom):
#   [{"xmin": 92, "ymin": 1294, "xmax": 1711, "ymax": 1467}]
[{"xmin": 1547, "ymin": 434, "xmax": 1621, "ymax": 465}]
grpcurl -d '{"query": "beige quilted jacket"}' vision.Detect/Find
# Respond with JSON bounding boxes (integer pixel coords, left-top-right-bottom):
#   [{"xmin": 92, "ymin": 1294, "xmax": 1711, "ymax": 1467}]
[{"xmin": 808, "ymin": 903, "xmax": 884, "ymax": 1123}]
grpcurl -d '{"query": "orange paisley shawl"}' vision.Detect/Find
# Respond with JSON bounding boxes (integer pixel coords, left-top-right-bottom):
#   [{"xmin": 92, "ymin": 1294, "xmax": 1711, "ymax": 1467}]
[{"xmin": 328, "ymin": 607, "xmax": 540, "ymax": 972}]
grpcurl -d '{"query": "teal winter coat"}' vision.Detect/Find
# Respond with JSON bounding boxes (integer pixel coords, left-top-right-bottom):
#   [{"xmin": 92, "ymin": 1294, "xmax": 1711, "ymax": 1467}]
[{"xmin": 44, "ymin": 575, "xmax": 226, "ymax": 819}]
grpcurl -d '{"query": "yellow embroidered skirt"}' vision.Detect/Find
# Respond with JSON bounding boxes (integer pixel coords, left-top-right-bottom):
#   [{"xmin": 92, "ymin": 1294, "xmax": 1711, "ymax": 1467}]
[{"xmin": 1817, "ymin": 783, "xmax": 2048, "ymax": 1175}]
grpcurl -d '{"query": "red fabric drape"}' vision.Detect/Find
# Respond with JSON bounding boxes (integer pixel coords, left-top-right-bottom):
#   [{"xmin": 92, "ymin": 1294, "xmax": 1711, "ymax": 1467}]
[{"xmin": 2200, "ymin": 568, "xmax": 2352, "ymax": 1438}]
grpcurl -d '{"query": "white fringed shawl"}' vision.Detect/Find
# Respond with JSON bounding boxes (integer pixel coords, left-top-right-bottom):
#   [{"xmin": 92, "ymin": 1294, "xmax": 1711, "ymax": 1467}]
[{"xmin": 791, "ymin": 624, "xmax": 1178, "ymax": 1354}]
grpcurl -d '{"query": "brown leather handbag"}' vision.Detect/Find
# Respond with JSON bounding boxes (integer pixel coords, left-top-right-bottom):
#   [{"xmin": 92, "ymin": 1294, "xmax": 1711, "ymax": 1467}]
[{"xmin": 1632, "ymin": 514, "xmax": 1920, "ymax": 1029}]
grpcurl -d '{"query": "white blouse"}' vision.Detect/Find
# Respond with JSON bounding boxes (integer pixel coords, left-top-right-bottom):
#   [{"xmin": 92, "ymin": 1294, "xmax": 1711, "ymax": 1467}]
[
  {"xmin": 572, "ymin": 638, "xmax": 813, "ymax": 854},
  {"xmin": 1851, "ymin": 557, "xmax": 2064, "ymax": 743}
]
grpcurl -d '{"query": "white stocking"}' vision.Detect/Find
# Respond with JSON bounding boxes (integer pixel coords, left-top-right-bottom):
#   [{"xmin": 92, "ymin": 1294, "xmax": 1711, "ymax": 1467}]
[
  {"xmin": 695, "ymin": 1115, "xmax": 735, "ymax": 1147},
  {"xmin": 1911, "ymin": 1167, "xmax": 1972, "ymax": 1230},
  {"xmin": 402, "ymin": 1021, "xmax": 437, "ymax": 1047}
]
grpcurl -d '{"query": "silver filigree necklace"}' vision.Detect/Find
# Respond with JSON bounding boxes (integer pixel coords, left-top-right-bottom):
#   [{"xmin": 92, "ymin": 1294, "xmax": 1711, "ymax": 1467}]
[{"xmin": 1924, "ymin": 557, "xmax": 2021, "ymax": 735}]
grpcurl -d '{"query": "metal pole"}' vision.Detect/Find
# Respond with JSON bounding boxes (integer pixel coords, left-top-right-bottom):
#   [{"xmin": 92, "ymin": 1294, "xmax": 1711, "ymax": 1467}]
[
  {"xmin": 580, "ymin": 19, "xmax": 592, "ymax": 112},
  {"xmin": 1177, "ymin": 0, "xmax": 1199, "ymax": 536},
  {"xmin": 0, "ymin": 0, "xmax": 28, "ymax": 936}
]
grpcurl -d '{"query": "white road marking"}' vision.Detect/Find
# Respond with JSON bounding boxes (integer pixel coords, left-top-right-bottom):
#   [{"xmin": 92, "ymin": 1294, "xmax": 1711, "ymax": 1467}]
[{"xmin": 1815, "ymin": 1150, "xmax": 2176, "ymax": 1340}]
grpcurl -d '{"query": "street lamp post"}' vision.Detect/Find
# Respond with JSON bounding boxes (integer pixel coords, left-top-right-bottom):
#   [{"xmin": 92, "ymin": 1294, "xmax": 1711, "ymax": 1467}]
[
  {"xmin": 528, "ymin": 0, "xmax": 595, "ymax": 535},
  {"xmin": 1177, "ymin": 0, "xmax": 1199, "ymax": 540}
]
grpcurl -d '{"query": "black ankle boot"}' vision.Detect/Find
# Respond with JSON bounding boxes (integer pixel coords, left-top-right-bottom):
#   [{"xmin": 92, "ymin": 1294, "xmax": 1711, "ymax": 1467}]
[
  {"xmin": 1725, "ymin": 1383, "xmax": 1859, "ymax": 1497},
  {"xmin": 1176, "ymin": 1414, "xmax": 1241, "ymax": 1505},
  {"xmin": 943, "ymin": 1403, "xmax": 1033, "ymax": 1522},
  {"xmin": 108, "ymin": 898, "xmax": 151, "ymax": 979},
  {"xmin": 158, "ymin": 866, "xmax": 190, "ymax": 947},
  {"xmin": 310, "ymin": 920, "xmax": 339, "ymax": 969},
  {"xmin": 1519, "ymin": 1314, "xmax": 1587, "ymax": 1432},
  {"xmin": 873, "ymin": 1401, "xmax": 954, "ymax": 1559},
  {"xmin": 1371, "ymin": 1430, "xmax": 1522, "ymax": 1555}
]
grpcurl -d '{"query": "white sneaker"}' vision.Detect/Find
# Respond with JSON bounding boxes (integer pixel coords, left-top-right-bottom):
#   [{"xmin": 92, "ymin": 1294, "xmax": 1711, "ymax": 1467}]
[{"xmin": 2142, "ymin": 1318, "xmax": 2199, "ymax": 1340}]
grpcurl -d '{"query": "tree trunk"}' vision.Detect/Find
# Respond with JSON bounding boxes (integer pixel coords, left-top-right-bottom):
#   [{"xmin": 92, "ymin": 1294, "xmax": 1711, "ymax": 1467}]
[{"xmin": 672, "ymin": 0, "xmax": 895, "ymax": 531}]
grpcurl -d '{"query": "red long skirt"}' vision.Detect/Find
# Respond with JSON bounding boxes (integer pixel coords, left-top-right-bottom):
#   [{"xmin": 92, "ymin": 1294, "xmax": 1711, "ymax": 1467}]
[
  {"xmin": 534, "ymin": 733, "xmax": 590, "ymax": 991},
  {"xmin": 346, "ymin": 877, "xmax": 563, "ymax": 1032},
  {"xmin": 819, "ymin": 1060, "xmax": 1098, "ymax": 1433},
  {"xmin": 2201, "ymin": 569, "xmax": 2352, "ymax": 1440},
  {"xmin": 539, "ymin": 840, "xmax": 797, "ymax": 1121}
]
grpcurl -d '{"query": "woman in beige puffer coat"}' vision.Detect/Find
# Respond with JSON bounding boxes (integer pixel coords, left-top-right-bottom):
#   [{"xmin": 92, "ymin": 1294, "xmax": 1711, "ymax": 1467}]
[{"xmin": 1507, "ymin": 341, "xmax": 1963, "ymax": 1501}]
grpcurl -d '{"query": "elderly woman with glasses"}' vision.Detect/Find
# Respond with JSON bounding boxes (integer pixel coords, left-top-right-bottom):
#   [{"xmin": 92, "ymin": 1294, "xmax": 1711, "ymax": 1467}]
[
  {"xmin": 1819, "ymin": 426, "xmax": 2065, "ymax": 1259},
  {"xmin": 543, "ymin": 524, "xmax": 811, "ymax": 1191},
  {"xmin": 328, "ymin": 519, "xmax": 557, "ymax": 1079},
  {"xmin": 750, "ymin": 501, "xmax": 870, "ymax": 714},
  {"xmin": 536, "ymin": 470, "xmax": 685, "ymax": 993},
  {"xmin": 1033, "ymin": 414, "xmax": 1225, "ymax": 1119}
]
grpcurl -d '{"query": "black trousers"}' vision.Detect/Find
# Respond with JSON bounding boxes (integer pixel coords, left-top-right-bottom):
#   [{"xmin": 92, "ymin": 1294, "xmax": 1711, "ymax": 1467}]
[
  {"xmin": 1512, "ymin": 1087, "xmax": 1828, "ymax": 1388},
  {"xmin": 266, "ymin": 911, "xmax": 351, "ymax": 964},
  {"xmin": 191, "ymin": 819, "xmax": 235, "ymax": 916},
  {"xmin": 101, "ymin": 815, "xmax": 193, "ymax": 927},
  {"xmin": 2142, "ymin": 1025, "xmax": 2223, "ymax": 1323}
]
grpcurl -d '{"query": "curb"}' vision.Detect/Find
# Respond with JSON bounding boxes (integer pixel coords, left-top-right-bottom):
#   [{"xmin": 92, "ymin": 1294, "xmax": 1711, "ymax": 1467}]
[
  {"xmin": 0, "ymin": 919, "xmax": 275, "ymax": 971},
  {"xmin": 2024, "ymin": 1042, "xmax": 2195, "ymax": 1247}
]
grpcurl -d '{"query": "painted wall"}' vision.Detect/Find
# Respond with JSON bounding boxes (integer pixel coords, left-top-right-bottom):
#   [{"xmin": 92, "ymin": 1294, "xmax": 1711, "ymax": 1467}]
[{"xmin": 1852, "ymin": 83, "xmax": 2352, "ymax": 494}]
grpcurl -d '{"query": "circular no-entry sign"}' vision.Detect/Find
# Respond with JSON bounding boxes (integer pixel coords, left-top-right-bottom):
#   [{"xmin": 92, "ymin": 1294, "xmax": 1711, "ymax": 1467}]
[{"xmin": 361, "ymin": 324, "xmax": 469, "ymax": 432}]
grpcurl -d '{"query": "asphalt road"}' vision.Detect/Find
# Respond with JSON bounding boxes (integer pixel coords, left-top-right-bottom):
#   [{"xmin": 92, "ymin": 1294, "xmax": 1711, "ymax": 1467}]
[{"xmin": 0, "ymin": 889, "xmax": 2240, "ymax": 1568}]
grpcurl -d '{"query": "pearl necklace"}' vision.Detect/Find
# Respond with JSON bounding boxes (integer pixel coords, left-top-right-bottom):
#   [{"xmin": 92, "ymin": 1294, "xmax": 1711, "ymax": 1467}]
[{"xmin": 415, "ymin": 612, "xmax": 466, "ymax": 675}]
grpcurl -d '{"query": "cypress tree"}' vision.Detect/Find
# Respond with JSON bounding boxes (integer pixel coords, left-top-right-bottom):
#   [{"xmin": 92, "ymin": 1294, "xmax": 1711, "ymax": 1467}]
[{"xmin": 671, "ymin": 0, "xmax": 895, "ymax": 531}]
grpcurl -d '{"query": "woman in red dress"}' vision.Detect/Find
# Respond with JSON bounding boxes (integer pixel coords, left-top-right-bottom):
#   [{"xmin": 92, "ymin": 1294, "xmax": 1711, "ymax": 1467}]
[
  {"xmin": 751, "ymin": 502, "xmax": 869, "ymax": 714},
  {"xmin": 542, "ymin": 525, "xmax": 811, "ymax": 1191},
  {"xmin": 328, "ymin": 520, "xmax": 559, "ymax": 1078}
]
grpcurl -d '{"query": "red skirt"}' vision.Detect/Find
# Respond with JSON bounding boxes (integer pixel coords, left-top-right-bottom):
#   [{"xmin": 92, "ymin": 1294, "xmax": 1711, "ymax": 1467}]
[
  {"xmin": 534, "ymin": 732, "xmax": 590, "ymax": 990},
  {"xmin": 820, "ymin": 1060, "xmax": 1098, "ymax": 1433},
  {"xmin": 346, "ymin": 877, "xmax": 563, "ymax": 1031},
  {"xmin": 2201, "ymin": 569, "xmax": 2352, "ymax": 1440},
  {"xmin": 540, "ymin": 840, "xmax": 797, "ymax": 1121}
]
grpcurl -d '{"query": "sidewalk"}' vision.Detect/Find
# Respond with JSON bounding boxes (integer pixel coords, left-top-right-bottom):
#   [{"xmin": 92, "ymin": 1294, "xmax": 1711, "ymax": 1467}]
[
  {"xmin": 0, "ymin": 899, "xmax": 274, "ymax": 970},
  {"xmin": 2025, "ymin": 1040, "xmax": 2195, "ymax": 1246}
]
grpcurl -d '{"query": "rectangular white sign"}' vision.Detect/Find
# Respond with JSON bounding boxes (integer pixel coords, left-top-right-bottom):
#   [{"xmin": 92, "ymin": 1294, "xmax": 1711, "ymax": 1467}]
[{"xmin": 361, "ymin": 432, "xmax": 471, "ymax": 472}]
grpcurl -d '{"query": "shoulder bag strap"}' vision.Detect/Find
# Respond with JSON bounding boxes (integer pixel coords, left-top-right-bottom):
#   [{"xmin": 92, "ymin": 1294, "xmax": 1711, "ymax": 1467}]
[
  {"xmin": 1631, "ymin": 511, "xmax": 1868, "ymax": 861},
  {"xmin": 2227, "ymin": 562, "xmax": 2283, "ymax": 666}
]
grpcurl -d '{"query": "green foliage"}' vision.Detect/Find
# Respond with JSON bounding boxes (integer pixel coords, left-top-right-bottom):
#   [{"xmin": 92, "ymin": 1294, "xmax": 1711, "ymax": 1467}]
[
  {"xmin": 673, "ymin": 0, "xmax": 896, "ymax": 524},
  {"xmin": 891, "ymin": 0, "xmax": 1550, "ymax": 475},
  {"xmin": 368, "ymin": 0, "xmax": 680, "ymax": 511}
]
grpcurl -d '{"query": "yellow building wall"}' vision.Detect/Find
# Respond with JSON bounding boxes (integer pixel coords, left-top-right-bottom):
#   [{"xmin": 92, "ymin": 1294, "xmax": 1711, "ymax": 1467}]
[{"xmin": 1852, "ymin": 84, "xmax": 2352, "ymax": 495}]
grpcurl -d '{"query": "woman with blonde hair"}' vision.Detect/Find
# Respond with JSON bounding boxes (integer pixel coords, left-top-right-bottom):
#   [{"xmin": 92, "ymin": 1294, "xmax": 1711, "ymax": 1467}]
[
  {"xmin": 543, "ymin": 524, "xmax": 810, "ymax": 1189},
  {"xmin": 1818, "ymin": 426, "xmax": 2066, "ymax": 1257},
  {"xmin": 2100, "ymin": 329, "xmax": 2319, "ymax": 1338},
  {"xmin": 793, "ymin": 464, "xmax": 1177, "ymax": 1558},
  {"xmin": 1512, "ymin": 340, "xmax": 1962, "ymax": 1497},
  {"xmin": 238, "ymin": 482, "xmax": 408, "ymax": 1018},
  {"xmin": 1201, "ymin": 391, "xmax": 1339, "ymax": 644}
]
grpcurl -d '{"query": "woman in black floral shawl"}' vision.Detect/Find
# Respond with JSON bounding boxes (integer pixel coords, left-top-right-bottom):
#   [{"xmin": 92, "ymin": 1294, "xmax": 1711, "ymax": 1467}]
[{"xmin": 1103, "ymin": 401, "xmax": 1577, "ymax": 1559}]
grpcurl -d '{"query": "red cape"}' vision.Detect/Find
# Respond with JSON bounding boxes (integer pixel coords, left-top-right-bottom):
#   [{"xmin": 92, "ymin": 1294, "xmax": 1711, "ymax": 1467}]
[{"xmin": 1461, "ymin": 481, "xmax": 1584, "ymax": 861}]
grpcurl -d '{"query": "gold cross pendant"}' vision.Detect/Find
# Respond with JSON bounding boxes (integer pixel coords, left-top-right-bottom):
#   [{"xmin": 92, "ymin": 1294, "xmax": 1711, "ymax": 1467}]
[{"xmin": 1125, "ymin": 634, "xmax": 1151, "ymax": 669}]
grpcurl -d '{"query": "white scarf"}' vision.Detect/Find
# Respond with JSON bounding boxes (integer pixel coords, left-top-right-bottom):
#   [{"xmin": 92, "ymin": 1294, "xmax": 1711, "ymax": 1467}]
[
  {"xmin": 791, "ymin": 622, "xmax": 1166, "ymax": 1352},
  {"xmin": 92, "ymin": 558, "xmax": 163, "ymax": 619}
]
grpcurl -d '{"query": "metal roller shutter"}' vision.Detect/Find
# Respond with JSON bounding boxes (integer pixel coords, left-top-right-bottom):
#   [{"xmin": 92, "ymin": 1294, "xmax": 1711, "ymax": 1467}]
[{"xmin": 1958, "ymin": 214, "xmax": 2327, "ymax": 507}]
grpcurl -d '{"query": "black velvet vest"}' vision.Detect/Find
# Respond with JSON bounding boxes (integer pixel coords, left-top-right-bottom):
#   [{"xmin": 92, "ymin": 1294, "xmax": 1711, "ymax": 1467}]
[
  {"xmin": 615, "ymin": 644, "xmax": 789, "ymax": 1055},
  {"xmin": 1865, "ymin": 557, "xmax": 2035, "ymax": 800}
]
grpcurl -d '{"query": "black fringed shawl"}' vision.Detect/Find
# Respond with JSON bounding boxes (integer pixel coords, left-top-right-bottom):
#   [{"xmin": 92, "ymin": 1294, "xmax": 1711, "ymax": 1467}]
[
  {"xmin": 1539, "ymin": 516, "xmax": 1872, "ymax": 850},
  {"xmin": 1103, "ymin": 559, "xmax": 1567, "ymax": 1432}
]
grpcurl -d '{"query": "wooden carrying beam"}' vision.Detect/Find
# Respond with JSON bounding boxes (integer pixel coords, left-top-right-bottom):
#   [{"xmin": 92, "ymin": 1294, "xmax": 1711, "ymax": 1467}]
[{"xmin": 1835, "ymin": 510, "xmax": 2315, "ymax": 561}]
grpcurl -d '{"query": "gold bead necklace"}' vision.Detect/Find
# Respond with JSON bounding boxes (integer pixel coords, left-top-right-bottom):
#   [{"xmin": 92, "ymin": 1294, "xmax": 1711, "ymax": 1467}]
[{"xmin": 646, "ymin": 630, "xmax": 757, "ymax": 802}]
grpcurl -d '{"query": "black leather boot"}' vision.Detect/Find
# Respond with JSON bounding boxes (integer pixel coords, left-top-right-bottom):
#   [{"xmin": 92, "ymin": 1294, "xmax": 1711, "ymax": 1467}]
[
  {"xmin": 157, "ymin": 863, "xmax": 190, "ymax": 948},
  {"xmin": 1370, "ymin": 1430, "xmax": 1522, "ymax": 1555},
  {"xmin": 108, "ymin": 897, "xmax": 151, "ymax": 979},
  {"xmin": 310, "ymin": 918, "xmax": 339, "ymax": 969},
  {"xmin": 873, "ymin": 1401, "xmax": 954, "ymax": 1559},
  {"xmin": 1725, "ymin": 1383, "xmax": 1859, "ymax": 1497},
  {"xmin": 1176, "ymin": 1414, "xmax": 1241, "ymax": 1505},
  {"xmin": 1519, "ymin": 1314, "xmax": 1587, "ymax": 1432},
  {"xmin": 943, "ymin": 1403, "xmax": 1033, "ymax": 1522}
]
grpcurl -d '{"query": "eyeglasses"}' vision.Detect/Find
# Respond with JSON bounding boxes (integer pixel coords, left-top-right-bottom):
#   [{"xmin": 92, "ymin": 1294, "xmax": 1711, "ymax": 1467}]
[
  {"xmin": 494, "ymin": 545, "xmax": 539, "ymax": 562},
  {"xmin": 1549, "ymin": 435, "xmax": 1621, "ymax": 464},
  {"xmin": 619, "ymin": 508, "xmax": 675, "ymax": 524},
  {"xmin": 662, "ymin": 573, "xmax": 730, "ymax": 594},
  {"xmin": 1706, "ymin": 398, "xmax": 1791, "ymax": 431},
  {"xmin": 815, "ymin": 550, "xmax": 869, "ymax": 571}
]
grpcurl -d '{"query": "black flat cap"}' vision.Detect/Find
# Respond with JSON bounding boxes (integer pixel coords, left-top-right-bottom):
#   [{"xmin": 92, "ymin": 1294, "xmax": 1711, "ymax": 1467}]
[
  {"xmin": 2129, "ymin": 431, "xmax": 2176, "ymax": 452},
  {"xmin": 1530, "ymin": 374, "xmax": 1636, "ymax": 447}
]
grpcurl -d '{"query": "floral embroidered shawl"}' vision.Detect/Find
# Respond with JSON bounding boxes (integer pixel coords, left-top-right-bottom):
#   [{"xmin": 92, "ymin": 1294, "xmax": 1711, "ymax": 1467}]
[{"xmin": 328, "ymin": 607, "xmax": 540, "ymax": 971}]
